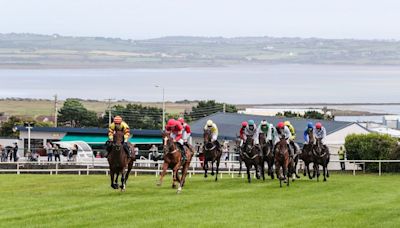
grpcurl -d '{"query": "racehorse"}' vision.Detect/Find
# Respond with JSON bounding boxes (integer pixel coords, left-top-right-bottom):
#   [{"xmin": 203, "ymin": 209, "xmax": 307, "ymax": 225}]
[
  {"xmin": 274, "ymin": 137, "xmax": 295, "ymax": 187},
  {"xmin": 107, "ymin": 130, "xmax": 135, "ymax": 191},
  {"xmin": 300, "ymin": 130, "xmax": 315, "ymax": 179},
  {"xmin": 312, "ymin": 138, "xmax": 330, "ymax": 182},
  {"xmin": 242, "ymin": 136, "xmax": 264, "ymax": 183},
  {"xmin": 259, "ymin": 132, "xmax": 274, "ymax": 179},
  {"xmin": 203, "ymin": 128, "xmax": 222, "ymax": 181},
  {"xmin": 157, "ymin": 131, "xmax": 193, "ymax": 193}
]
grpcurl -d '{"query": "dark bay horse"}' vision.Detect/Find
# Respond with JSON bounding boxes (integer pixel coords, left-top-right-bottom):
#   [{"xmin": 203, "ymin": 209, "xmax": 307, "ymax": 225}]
[
  {"xmin": 274, "ymin": 137, "xmax": 295, "ymax": 187},
  {"xmin": 259, "ymin": 133, "xmax": 274, "ymax": 179},
  {"xmin": 203, "ymin": 129, "xmax": 222, "ymax": 181},
  {"xmin": 312, "ymin": 138, "xmax": 330, "ymax": 182},
  {"xmin": 158, "ymin": 131, "xmax": 193, "ymax": 193},
  {"xmin": 107, "ymin": 131, "xmax": 135, "ymax": 191},
  {"xmin": 301, "ymin": 130, "xmax": 315, "ymax": 179},
  {"xmin": 242, "ymin": 137, "xmax": 264, "ymax": 183}
]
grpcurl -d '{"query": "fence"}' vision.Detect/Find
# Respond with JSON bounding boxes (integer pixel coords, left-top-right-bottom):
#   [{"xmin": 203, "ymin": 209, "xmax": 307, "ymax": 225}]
[{"xmin": 1, "ymin": 159, "xmax": 399, "ymax": 177}]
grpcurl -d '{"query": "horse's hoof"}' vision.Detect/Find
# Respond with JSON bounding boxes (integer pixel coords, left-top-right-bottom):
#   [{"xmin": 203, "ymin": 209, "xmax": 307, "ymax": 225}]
[
  {"xmin": 172, "ymin": 184, "xmax": 176, "ymax": 189},
  {"xmin": 204, "ymin": 175, "xmax": 208, "ymax": 178},
  {"xmin": 156, "ymin": 182, "xmax": 162, "ymax": 187},
  {"xmin": 211, "ymin": 173, "xmax": 215, "ymax": 176},
  {"xmin": 324, "ymin": 178, "xmax": 327, "ymax": 182},
  {"xmin": 296, "ymin": 174, "xmax": 301, "ymax": 179}
]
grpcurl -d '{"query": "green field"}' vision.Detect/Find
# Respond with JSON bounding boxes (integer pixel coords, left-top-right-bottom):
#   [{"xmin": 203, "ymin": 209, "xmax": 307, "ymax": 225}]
[{"xmin": 0, "ymin": 174, "xmax": 399, "ymax": 227}]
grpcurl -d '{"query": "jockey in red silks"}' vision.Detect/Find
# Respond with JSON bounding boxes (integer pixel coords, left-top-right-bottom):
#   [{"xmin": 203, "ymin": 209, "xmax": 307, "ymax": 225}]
[
  {"xmin": 239, "ymin": 121, "xmax": 248, "ymax": 147},
  {"xmin": 178, "ymin": 117, "xmax": 192, "ymax": 145},
  {"xmin": 166, "ymin": 119, "xmax": 186, "ymax": 161}
]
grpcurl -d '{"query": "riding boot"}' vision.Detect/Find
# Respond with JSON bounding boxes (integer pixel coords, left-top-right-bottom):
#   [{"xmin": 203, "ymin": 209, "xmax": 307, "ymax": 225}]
[
  {"xmin": 288, "ymin": 143, "xmax": 294, "ymax": 158},
  {"xmin": 123, "ymin": 142, "xmax": 132, "ymax": 158},
  {"xmin": 178, "ymin": 143, "xmax": 186, "ymax": 162}
]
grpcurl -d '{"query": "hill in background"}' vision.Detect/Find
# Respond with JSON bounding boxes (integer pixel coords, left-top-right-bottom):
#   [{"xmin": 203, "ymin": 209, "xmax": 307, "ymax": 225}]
[{"xmin": 1, "ymin": 33, "xmax": 400, "ymax": 68}]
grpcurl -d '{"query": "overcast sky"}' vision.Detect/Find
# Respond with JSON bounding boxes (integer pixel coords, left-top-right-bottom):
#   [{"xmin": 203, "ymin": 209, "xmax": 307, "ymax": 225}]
[{"xmin": 1, "ymin": 0, "xmax": 400, "ymax": 40}]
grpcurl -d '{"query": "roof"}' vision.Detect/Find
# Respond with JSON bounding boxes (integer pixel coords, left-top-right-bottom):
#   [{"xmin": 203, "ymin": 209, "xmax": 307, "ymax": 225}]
[
  {"xmin": 16, "ymin": 126, "xmax": 162, "ymax": 137},
  {"xmin": 190, "ymin": 112, "xmax": 353, "ymax": 143}
]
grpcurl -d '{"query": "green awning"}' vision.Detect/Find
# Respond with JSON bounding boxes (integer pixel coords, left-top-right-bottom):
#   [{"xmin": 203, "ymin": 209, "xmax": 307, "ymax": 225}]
[{"xmin": 61, "ymin": 134, "xmax": 161, "ymax": 145}]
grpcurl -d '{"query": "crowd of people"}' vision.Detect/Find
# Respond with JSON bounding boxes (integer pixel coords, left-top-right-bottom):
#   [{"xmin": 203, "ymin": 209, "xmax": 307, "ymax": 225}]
[{"xmin": 0, "ymin": 142, "xmax": 19, "ymax": 162}]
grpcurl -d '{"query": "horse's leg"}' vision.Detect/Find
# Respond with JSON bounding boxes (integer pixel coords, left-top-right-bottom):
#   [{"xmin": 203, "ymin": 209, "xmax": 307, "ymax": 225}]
[
  {"xmin": 124, "ymin": 161, "xmax": 133, "ymax": 187},
  {"xmin": 177, "ymin": 163, "xmax": 189, "ymax": 194},
  {"xmin": 114, "ymin": 172, "xmax": 120, "ymax": 189},
  {"xmin": 120, "ymin": 169, "xmax": 126, "ymax": 191},
  {"xmin": 315, "ymin": 164, "xmax": 320, "ymax": 182},
  {"xmin": 323, "ymin": 165, "xmax": 327, "ymax": 182},
  {"xmin": 238, "ymin": 156, "xmax": 243, "ymax": 177},
  {"xmin": 246, "ymin": 163, "xmax": 251, "ymax": 183},
  {"xmin": 307, "ymin": 163, "xmax": 312, "ymax": 179},
  {"xmin": 157, "ymin": 162, "xmax": 168, "ymax": 186},
  {"xmin": 110, "ymin": 171, "xmax": 116, "ymax": 189},
  {"xmin": 211, "ymin": 159, "xmax": 215, "ymax": 176},
  {"xmin": 215, "ymin": 158, "xmax": 220, "ymax": 182},
  {"xmin": 295, "ymin": 157, "xmax": 300, "ymax": 179},
  {"xmin": 172, "ymin": 164, "xmax": 180, "ymax": 188},
  {"xmin": 204, "ymin": 158, "xmax": 208, "ymax": 178},
  {"xmin": 261, "ymin": 158, "xmax": 265, "ymax": 181}
]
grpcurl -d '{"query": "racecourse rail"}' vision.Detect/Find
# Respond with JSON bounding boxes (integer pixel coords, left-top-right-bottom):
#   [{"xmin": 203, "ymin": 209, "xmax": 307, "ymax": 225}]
[{"xmin": 0, "ymin": 159, "xmax": 398, "ymax": 177}]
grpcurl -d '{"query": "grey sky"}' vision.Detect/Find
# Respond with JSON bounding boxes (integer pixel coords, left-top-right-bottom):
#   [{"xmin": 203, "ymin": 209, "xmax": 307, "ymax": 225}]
[{"xmin": 1, "ymin": 0, "xmax": 400, "ymax": 40}]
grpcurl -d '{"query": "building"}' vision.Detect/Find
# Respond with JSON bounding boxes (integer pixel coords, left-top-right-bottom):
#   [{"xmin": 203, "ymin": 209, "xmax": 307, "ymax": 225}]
[
  {"xmin": 16, "ymin": 126, "xmax": 162, "ymax": 153},
  {"xmin": 190, "ymin": 112, "xmax": 370, "ymax": 159}
]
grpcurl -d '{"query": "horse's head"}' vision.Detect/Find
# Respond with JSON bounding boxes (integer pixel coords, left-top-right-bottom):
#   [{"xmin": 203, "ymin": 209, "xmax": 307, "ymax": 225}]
[
  {"xmin": 308, "ymin": 130, "xmax": 315, "ymax": 144},
  {"xmin": 114, "ymin": 130, "xmax": 125, "ymax": 145},
  {"xmin": 162, "ymin": 131, "xmax": 176, "ymax": 154},
  {"xmin": 314, "ymin": 138, "xmax": 323, "ymax": 154},
  {"xmin": 259, "ymin": 132, "xmax": 266, "ymax": 145},
  {"xmin": 275, "ymin": 137, "xmax": 288, "ymax": 156},
  {"xmin": 203, "ymin": 128, "xmax": 212, "ymax": 143}
]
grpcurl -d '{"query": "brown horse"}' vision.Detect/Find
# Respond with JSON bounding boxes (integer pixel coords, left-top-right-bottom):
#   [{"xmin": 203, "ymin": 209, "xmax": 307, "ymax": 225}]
[
  {"xmin": 107, "ymin": 131, "xmax": 135, "ymax": 191},
  {"xmin": 301, "ymin": 130, "xmax": 315, "ymax": 179},
  {"xmin": 203, "ymin": 128, "xmax": 222, "ymax": 181},
  {"xmin": 157, "ymin": 131, "xmax": 193, "ymax": 193},
  {"xmin": 312, "ymin": 138, "xmax": 330, "ymax": 182},
  {"xmin": 274, "ymin": 137, "xmax": 295, "ymax": 187},
  {"xmin": 259, "ymin": 133, "xmax": 274, "ymax": 179},
  {"xmin": 242, "ymin": 137, "xmax": 264, "ymax": 183}
]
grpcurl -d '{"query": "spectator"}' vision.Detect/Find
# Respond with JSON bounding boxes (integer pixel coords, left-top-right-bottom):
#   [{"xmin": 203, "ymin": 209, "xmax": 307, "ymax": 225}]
[
  {"xmin": 338, "ymin": 146, "xmax": 346, "ymax": 171},
  {"xmin": 149, "ymin": 144, "xmax": 159, "ymax": 167},
  {"xmin": 53, "ymin": 144, "xmax": 61, "ymax": 162},
  {"xmin": 95, "ymin": 152, "xmax": 101, "ymax": 158},
  {"xmin": 46, "ymin": 142, "xmax": 53, "ymax": 162},
  {"xmin": 72, "ymin": 144, "xmax": 78, "ymax": 162},
  {"xmin": 0, "ymin": 144, "xmax": 3, "ymax": 162},
  {"xmin": 13, "ymin": 142, "xmax": 19, "ymax": 162}
]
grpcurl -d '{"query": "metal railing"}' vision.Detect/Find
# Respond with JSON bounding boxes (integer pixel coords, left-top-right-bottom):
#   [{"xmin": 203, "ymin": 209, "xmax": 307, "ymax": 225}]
[{"xmin": 1, "ymin": 159, "xmax": 399, "ymax": 177}]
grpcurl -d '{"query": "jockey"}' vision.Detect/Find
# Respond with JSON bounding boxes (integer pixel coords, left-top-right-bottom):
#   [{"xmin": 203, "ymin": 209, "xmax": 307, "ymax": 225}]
[
  {"xmin": 258, "ymin": 120, "xmax": 273, "ymax": 143},
  {"xmin": 166, "ymin": 119, "xmax": 186, "ymax": 162},
  {"xmin": 275, "ymin": 121, "xmax": 295, "ymax": 157},
  {"xmin": 315, "ymin": 122, "xmax": 328, "ymax": 150},
  {"xmin": 178, "ymin": 117, "xmax": 192, "ymax": 146},
  {"xmin": 269, "ymin": 123, "xmax": 277, "ymax": 146},
  {"xmin": 204, "ymin": 120, "xmax": 220, "ymax": 150},
  {"xmin": 239, "ymin": 121, "xmax": 248, "ymax": 147},
  {"xmin": 244, "ymin": 120, "xmax": 260, "ymax": 149},
  {"xmin": 108, "ymin": 116, "xmax": 131, "ymax": 158},
  {"xmin": 285, "ymin": 121, "xmax": 300, "ymax": 156},
  {"xmin": 284, "ymin": 121, "xmax": 296, "ymax": 140},
  {"xmin": 303, "ymin": 122, "xmax": 315, "ymax": 144}
]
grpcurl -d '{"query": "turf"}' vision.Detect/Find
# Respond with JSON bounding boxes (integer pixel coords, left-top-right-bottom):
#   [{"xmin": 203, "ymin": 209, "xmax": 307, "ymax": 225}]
[{"xmin": 0, "ymin": 173, "xmax": 399, "ymax": 227}]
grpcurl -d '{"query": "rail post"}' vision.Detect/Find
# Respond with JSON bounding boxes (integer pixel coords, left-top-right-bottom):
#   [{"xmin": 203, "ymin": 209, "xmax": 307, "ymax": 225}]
[
  {"xmin": 86, "ymin": 165, "xmax": 89, "ymax": 175},
  {"xmin": 16, "ymin": 162, "xmax": 20, "ymax": 175},
  {"xmin": 353, "ymin": 161, "xmax": 356, "ymax": 176},
  {"xmin": 56, "ymin": 163, "xmax": 58, "ymax": 175},
  {"xmin": 379, "ymin": 161, "xmax": 381, "ymax": 176}
]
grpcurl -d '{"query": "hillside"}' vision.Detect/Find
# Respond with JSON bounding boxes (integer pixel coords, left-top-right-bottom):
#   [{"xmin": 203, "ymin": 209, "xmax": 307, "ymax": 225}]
[{"xmin": 1, "ymin": 33, "xmax": 400, "ymax": 68}]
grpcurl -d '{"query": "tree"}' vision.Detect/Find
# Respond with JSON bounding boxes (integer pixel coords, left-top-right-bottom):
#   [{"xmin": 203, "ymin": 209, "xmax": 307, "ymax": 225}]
[
  {"xmin": 100, "ymin": 104, "xmax": 163, "ymax": 129},
  {"xmin": 188, "ymin": 100, "xmax": 237, "ymax": 122},
  {"xmin": 58, "ymin": 99, "xmax": 99, "ymax": 127},
  {"xmin": 0, "ymin": 116, "xmax": 53, "ymax": 137}
]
